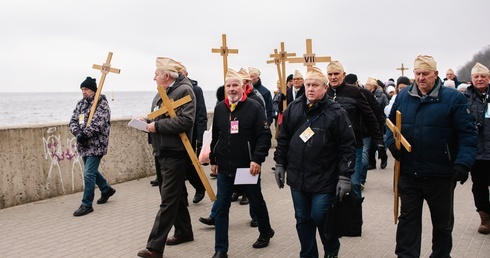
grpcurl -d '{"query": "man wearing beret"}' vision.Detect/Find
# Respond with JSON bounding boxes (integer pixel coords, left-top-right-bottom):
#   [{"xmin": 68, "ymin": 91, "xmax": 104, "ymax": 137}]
[
  {"xmin": 69, "ymin": 77, "xmax": 116, "ymax": 216},
  {"xmin": 274, "ymin": 67, "xmax": 355, "ymax": 258},
  {"xmin": 386, "ymin": 55, "xmax": 477, "ymax": 257},
  {"xmin": 209, "ymin": 68, "xmax": 273, "ymax": 258},
  {"xmin": 137, "ymin": 57, "xmax": 196, "ymax": 258},
  {"xmin": 286, "ymin": 70, "xmax": 305, "ymax": 105},
  {"xmin": 462, "ymin": 62, "xmax": 490, "ymax": 235},
  {"xmin": 326, "ymin": 61, "xmax": 384, "ymax": 199}
]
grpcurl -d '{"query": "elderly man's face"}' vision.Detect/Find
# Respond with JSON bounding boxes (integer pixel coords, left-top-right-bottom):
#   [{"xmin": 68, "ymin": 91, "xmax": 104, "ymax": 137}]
[
  {"xmin": 471, "ymin": 73, "xmax": 490, "ymax": 93},
  {"xmin": 446, "ymin": 72, "xmax": 456, "ymax": 80},
  {"xmin": 81, "ymin": 87, "xmax": 95, "ymax": 99},
  {"xmin": 327, "ymin": 70, "xmax": 346, "ymax": 88},
  {"xmin": 225, "ymin": 78, "xmax": 245, "ymax": 103},
  {"xmin": 292, "ymin": 77, "xmax": 304, "ymax": 89},
  {"xmin": 250, "ymin": 73, "xmax": 260, "ymax": 84},
  {"xmin": 304, "ymin": 78, "xmax": 327, "ymax": 103},
  {"xmin": 154, "ymin": 69, "xmax": 171, "ymax": 89},
  {"xmin": 414, "ymin": 69, "xmax": 438, "ymax": 94}
]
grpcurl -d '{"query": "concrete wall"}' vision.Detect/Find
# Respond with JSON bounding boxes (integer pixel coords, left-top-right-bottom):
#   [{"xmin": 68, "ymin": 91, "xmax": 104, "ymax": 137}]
[{"xmin": 0, "ymin": 118, "xmax": 155, "ymax": 209}]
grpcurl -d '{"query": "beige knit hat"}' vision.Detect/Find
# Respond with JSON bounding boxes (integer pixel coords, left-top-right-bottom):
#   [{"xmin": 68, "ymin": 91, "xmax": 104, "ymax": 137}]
[
  {"xmin": 413, "ymin": 55, "xmax": 437, "ymax": 71},
  {"xmin": 305, "ymin": 67, "xmax": 328, "ymax": 85}
]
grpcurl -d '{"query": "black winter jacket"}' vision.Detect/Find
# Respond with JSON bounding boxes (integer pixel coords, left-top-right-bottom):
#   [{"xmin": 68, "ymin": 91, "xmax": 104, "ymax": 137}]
[
  {"xmin": 274, "ymin": 94, "xmax": 356, "ymax": 193},
  {"xmin": 327, "ymin": 82, "xmax": 383, "ymax": 148},
  {"xmin": 464, "ymin": 85, "xmax": 490, "ymax": 160},
  {"xmin": 210, "ymin": 96, "xmax": 271, "ymax": 177}
]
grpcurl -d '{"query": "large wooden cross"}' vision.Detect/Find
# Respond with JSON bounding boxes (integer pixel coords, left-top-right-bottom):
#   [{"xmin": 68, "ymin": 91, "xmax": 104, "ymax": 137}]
[
  {"xmin": 287, "ymin": 39, "xmax": 331, "ymax": 70},
  {"xmin": 267, "ymin": 42, "xmax": 296, "ymax": 111},
  {"xmin": 212, "ymin": 34, "xmax": 239, "ymax": 85},
  {"xmin": 148, "ymin": 87, "xmax": 216, "ymax": 201},
  {"xmin": 87, "ymin": 52, "xmax": 121, "ymax": 126},
  {"xmin": 386, "ymin": 111, "xmax": 412, "ymax": 224},
  {"xmin": 397, "ymin": 63, "xmax": 409, "ymax": 76}
]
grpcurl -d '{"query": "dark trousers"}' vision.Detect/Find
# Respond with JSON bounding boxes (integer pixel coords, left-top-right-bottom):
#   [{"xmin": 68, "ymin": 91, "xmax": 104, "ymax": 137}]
[
  {"xmin": 395, "ymin": 175, "xmax": 455, "ymax": 258},
  {"xmin": 147, "ymin": 156, "xmax": 193, "ymax": 253},
  {"xmin": 214, "ymin": 173, "xmax": 272, "ymax": 252},
  {"xmin": 470, "ymin": 160, "xmax": 490, "ymax": 213},
  {"xmin": 185, "ymin": 164, "xmax": 205, "ymax": 193}
]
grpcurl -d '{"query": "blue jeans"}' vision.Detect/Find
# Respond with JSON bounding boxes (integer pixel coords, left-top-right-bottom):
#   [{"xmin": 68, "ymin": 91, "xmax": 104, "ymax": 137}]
[
  {"xmin": 291, "ymin": 188, "xmax": 339, "ymax": 258},
  {"xmin": 214, "ymin": 173, "xmax": 272, "ymax": 252},
  {"xmin": 210, "ymin": 195, "xmax": 256, "ymax": 221},
  {"xmin": 81, "ymin": 156, "xmax": 110, "ymax": 207},
  {"xmin": 360, "ymin": 137, "xmax": 371, "ymax": 185},
  {"xmin": 350, "ymin": 147, "xmax": 364, "ymax": 198}
]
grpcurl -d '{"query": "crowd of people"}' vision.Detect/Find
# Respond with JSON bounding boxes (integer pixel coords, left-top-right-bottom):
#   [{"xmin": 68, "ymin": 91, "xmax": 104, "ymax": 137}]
[{"xmin": 69, "ymin": 55, "xmax": 489, "ymax": 258}]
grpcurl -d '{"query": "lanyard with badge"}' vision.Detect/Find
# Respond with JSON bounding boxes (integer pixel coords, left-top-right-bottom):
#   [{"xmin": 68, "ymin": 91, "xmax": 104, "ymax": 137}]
[
  {"xmin": 484, "ymin": 87, "xmax": 490, "ymax": 118},
  {"xmin": 229, "ymin": 103, "xmax": 239, "ymax": 134},
  {"xmin": 299, "ymin": 108, "xmax": 326, "ymax": 143}
]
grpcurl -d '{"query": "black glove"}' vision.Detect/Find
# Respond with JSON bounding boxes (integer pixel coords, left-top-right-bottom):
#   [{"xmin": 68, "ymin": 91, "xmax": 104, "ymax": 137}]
[
  {"xmin": 377, "ymin": 144, "xmax": 388, "ymax": 161},
  {"xmin": 76, "ymin": 132, "xmax": 89, "ymax": 145},
  {"xmin": 388, "ymin": 143, "xmax": 401, "ymax": 161},
  {"xmin": 274, "ymin": 164, "xmax": 286, "ymax": 189},
  {"xmin": 336, "ymin": 175, "xmax": 351, "ymax": 202},
  {"xmin": 453, "ymin": 164, "xmax": 469, "ymax": 185}
]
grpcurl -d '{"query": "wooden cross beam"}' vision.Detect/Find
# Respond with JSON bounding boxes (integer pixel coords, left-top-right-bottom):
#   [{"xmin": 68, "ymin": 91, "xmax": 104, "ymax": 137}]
[
  {"xmin": 268, "ymin": 42, "xmax": 296, "ymax": 111},
  {"xmin": 147, "ymin": 95, "xmax": 192, "ymax": 120},
  {"xmin": 87, "ymin": 52, "xmax": 121, "ymax": 126},
  {"xmin": 149, "ymin": 87, "xmax": 216, "ymax": 201},
  {"xmin": 386, "ymin": 111, "xmax": 412, "ymax": 224},
  {"xmin": 397, "ymin": 63, "xmax": 409, "ymax": 76},
  {"xmin": 287, "ymin": 39, "xmax": 331, "ymax": 69},
  {"xmin": 212, "ymin": 34, "xmax": 239, "ymax": 85}
]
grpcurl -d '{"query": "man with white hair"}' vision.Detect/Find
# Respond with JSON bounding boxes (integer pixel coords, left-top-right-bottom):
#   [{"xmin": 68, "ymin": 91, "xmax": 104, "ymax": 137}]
[
  {"xmin": 286, "ymin": 69, "xmax": 305, "ymax": 105},
  {"xmin": 386, "ymin": 55, "xmax": 477, "ymax": 257},
  {"xmin": 463, "ymin": 62, "xmax": 490, "ymax": 235},
  {"xmin": 137, "ymin": 57, "xmax": 196, "ymax": 258},
  {"xmin": 209, "ymin": 68, "xmax": 273, "ymax": 258},
  {"xmin": 249, "ymin": 67, "xmax": 274, "ymax": 125},
  {"xmin": 274, "ymin": 67, "xmax": 356, "ymax": 258}
]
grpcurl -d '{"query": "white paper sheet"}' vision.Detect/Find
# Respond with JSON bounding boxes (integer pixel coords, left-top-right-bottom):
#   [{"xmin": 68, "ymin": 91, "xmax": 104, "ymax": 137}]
[
  {"xmin": 128, "ymin": 118, "xmax": 148, "ymax": 132},
  {"xmin": 234, "ymin": 167, "xmax": 258, "ymax": 185}
]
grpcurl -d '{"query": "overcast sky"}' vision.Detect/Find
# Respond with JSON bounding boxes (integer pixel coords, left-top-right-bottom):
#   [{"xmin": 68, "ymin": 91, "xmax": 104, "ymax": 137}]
[{"xmin": 1, "ymin": 0, "xmax": 489, "ymax": 93}]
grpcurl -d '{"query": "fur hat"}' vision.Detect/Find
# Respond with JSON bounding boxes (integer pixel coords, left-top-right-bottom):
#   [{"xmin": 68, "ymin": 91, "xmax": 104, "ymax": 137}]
[{"xmin": 80, "ymin": 77, "xmax": 97, "ymax": 92}]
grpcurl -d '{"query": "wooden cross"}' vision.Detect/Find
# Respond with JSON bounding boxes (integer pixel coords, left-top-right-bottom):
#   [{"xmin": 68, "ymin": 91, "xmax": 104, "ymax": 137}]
[
  {"xmin": 397, "ymin": 63, "xmax": 409, "ymax": 76},
  {"xmin": 87, "ymin": 52, "xmax": 121, "ymax": 126},
  {"xmin": 287, "ymin": 39, "xmax": 331, "ymax": 69},
  {"xmin": 148, "ymin": 87, "xmax": 216, "ymax": 201},
  {"xmin": 386, "ymin": 111, "xmax": 412, "ymax": 224},
  {"xmin": 267, "ymin": 42, "xmax": 296, "ymax": 111},
  {"xmin": 212, "ymin": 34, "xmax": 239, "ymax": 85}
]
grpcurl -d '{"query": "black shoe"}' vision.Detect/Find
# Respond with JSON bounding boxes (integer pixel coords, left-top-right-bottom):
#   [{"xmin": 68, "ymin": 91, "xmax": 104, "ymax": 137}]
[
  {"xmin": 250, "ymin": 219, "xmax": 258, "ymax": 227},
  {"xmin": 199, "ymin": 216, "xmax": 215, "ymax": 226},
  {"xmin": 73, "ymin": 205, "xmax": 93, "ymax": 216},
  {"xmin": 231, "ymin": 192, "xmax": 239, "ymax": 202},
  {"xmin": 380, "ymin": 159, "xmax": 387, "ymax": 169},
  {"xmin": 252, "ymin": 228, "xmax": 274, "ymax": 248},
  {"xmin": 210, "ymin": 173, "xmax": 217, "ymax": 179},
  {"xmin": 212, "ymin": 251, "xmax": 228, "ymax": 258},
  {"xmin": 239, "ymin": 195, "xmax": 249, "ymax": 205},
  {"xmin": 97, "ymin": 187, "xmax": 116, "ymax": 204},
  {"xmin": 150, "ymin": 179, "xmax": 159, "ymax": 186},
  {"xmin": 193, "ymin": 190, "xmax": 205, "ymax": 204}
]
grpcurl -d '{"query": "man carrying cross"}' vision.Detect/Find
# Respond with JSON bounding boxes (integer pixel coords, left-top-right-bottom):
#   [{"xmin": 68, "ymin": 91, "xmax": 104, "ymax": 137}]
[
  {"xmin": 137, "ymin": 57, "xmax": 196, "ymax": 258},
  {"xmin": 69, "ymin": 77, "xmax": 116, "ymax": 217},
  {"xmin": 385, "ymin": 55, "xmax": 477, "ymax": 258}
]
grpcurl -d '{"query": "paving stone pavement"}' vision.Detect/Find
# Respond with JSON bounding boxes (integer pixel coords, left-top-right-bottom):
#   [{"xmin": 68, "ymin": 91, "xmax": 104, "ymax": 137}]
[{"xmin": 0, "ymin": 149, "xmax": 489, "ymax": 258}]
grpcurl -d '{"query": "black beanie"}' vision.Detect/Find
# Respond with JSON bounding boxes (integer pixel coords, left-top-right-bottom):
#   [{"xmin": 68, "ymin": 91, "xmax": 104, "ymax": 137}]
[
  {"xmin": 345, "ymin": 73, "xmax": 358, "ymax": 84},
  {"xmin": 396, "ymin": 76, "xmax": 411, "ymax": 87},
  {"xmin": 80, "ymin": 77, "xmax": 97, "ymax": 92},
  {"xmin": 286, "ymin": 74, "xmax": 294, "ymax": 83}
]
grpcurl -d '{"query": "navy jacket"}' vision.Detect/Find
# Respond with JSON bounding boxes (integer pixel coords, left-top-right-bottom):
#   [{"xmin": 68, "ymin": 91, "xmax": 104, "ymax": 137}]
[{"xmin": 385, "ymin": 78, "xmax": 477, "ymax": 177}]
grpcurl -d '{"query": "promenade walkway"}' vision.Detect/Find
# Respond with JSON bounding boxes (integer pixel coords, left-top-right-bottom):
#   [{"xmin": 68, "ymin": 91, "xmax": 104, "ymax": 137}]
[{"xmin": 0, "ymin": 149, "xmax": 488, "ymax": 257}]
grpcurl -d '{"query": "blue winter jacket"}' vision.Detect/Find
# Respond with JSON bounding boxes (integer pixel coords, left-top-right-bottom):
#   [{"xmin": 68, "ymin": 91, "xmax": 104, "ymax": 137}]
[{"xmin": 385, "ymin": 78, "xmax": 477, "ymax": 177}]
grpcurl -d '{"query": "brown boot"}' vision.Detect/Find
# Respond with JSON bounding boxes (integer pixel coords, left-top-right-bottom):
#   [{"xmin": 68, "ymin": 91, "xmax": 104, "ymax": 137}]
[{"xmin": 478, "ymin": 211, "xmax": 490, "ymax": 234}]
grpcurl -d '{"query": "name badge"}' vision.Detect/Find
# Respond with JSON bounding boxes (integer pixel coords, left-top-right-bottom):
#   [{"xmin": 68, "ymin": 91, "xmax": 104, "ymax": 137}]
[
  {"xmin": 230, "ymin": 120, "xmax": 239, "ymax": 134},
  {"xmin": 78, "ymin": 114, "xmax": 85, "ymax": 125},
  {"xmin": 300, "ymin": 127, "xmax": 315, "ymax": 142},
  {"xmin": 486, "ymin": 103, "xmax": 490, "ymax": 118}
]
